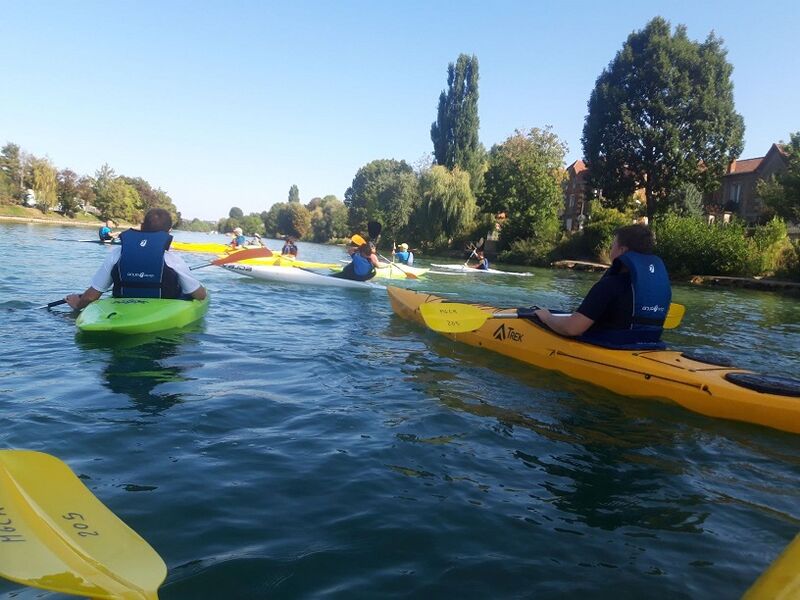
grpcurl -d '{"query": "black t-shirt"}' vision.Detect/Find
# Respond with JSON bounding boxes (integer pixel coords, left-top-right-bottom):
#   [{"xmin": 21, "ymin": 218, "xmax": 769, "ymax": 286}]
[{"xmin": 576, "ymin": 271, "xmax": 634, "ymax": 332}]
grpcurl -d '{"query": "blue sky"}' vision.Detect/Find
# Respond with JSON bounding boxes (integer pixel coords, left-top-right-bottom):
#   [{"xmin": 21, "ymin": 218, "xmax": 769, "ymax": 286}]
[{"xmin": 1, "ymin": 0, "xmax": 797, "ymax": 220}]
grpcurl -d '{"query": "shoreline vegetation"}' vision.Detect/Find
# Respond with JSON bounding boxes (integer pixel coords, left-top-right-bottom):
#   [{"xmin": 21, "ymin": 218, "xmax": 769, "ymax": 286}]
[{"xmin": 4, "ymin": 207, "xmax": 798, "ymax": 295}]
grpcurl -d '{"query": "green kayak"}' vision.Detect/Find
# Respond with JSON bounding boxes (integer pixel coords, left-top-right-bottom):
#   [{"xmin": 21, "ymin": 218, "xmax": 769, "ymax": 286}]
[{"xmin": 76, "ymin": 296, "xmax": 209, "ymax": 335}]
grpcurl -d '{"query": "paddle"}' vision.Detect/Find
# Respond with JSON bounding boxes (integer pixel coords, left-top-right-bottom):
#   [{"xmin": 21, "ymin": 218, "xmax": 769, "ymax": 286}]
[
  {"xmin": 39, "ymin": 247, "xmax": 273, "ymax": 309},
  {"xmin": 419, "ymin": 302, "xmax": 686, "ymax": 334},
  {"xmin": 0, "ymin": 449, "xmax": 166, "ymax": 599},
  {"xmin": 366, "ymin": 221, "xmax": 418, "ymax": 280},
  {"xmin": 464, "ymin": 237, "xmax": 485, "ymax": 267}
]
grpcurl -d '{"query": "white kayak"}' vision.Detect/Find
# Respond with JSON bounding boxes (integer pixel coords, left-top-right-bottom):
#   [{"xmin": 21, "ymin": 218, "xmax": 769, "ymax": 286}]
[
  {"xmin": 222, "ymin": 264, "xmax": 385, "ymax": 289},
  {"xmin": 429, "ymin": 263, "xmax": 533, "ymax": 276}
]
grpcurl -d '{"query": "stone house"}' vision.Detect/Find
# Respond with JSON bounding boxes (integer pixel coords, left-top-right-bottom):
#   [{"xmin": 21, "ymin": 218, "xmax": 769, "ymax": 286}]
[{"xmin": 561, "ymin": 160, "xmax": 589, "ymax": 231}]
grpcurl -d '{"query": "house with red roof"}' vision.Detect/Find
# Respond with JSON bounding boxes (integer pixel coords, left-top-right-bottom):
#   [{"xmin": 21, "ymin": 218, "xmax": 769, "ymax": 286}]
[
  {"xmin": 561, "ymin": 160, "xmax": 590, "ymax": 231},
  {"xmin": 705, "ymin": 143, "xmax": 789, "ymax": 223}
]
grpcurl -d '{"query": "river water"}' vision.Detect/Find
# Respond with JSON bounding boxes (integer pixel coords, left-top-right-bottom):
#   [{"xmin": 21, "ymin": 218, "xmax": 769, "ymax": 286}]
[{"xmin": 1, "ymin": 222, "xmax": 799, "ymax": 599}]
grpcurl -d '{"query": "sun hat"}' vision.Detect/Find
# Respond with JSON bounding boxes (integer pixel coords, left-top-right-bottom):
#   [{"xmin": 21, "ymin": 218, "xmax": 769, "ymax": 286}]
[
  {"xmin": 234, "ymin": 227, "xmax": 243, "ymax": 235},
  {"xmin": 399, "ymin": 243, "xmax": 409, "ymax": 250}
]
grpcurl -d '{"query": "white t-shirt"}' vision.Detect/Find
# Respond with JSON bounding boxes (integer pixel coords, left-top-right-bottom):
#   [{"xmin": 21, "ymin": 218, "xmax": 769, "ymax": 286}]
[{"xmin": 89, "ymin": 246, "xmax": 203, "ymax": 295}]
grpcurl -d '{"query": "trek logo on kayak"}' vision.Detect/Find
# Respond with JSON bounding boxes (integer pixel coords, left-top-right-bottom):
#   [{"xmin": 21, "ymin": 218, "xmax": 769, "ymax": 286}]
[{"xmin": 493, "ymin": 324, "xmax": 524, "ymax": 342}]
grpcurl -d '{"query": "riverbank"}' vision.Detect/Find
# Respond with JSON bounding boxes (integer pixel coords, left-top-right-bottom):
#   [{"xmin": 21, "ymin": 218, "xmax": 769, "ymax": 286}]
[{"xmin": 0, "ymin": 205, "xmax": 103, "ymax": 228}]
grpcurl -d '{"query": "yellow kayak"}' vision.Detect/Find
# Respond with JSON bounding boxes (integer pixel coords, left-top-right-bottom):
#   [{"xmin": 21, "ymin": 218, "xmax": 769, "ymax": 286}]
[
  {"xmin": 387, "ymin": 286, "xmax": 800, "ymax": 434},
  {"xmin": 230, "ymin": 254, "xmax": 339, "ymax": 269},
  {"xmin": 745, "ymin": 533, "xmax": 800, "ymax": 599},
  {"xmin": 172, "ymin": 241, "xmax": 265, "ymax": 254}
]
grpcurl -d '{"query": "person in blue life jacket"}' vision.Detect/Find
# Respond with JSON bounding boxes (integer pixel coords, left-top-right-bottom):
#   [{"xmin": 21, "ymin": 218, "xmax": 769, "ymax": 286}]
[
  {"xmin": 230, "ymin": 227, "xmax": 247, "ymax": 248},
  {"xmin": 393, "ymin": 242, "xmax": 414, "ymax": 266},
  {"xmin": 281, "ymin": 237, "xmax": 298, "ymax": 256},
  {"xmin": 470, "ymin": 250, "xmax": 489, "ymax": 270},
  {"xmin": 98, "ymin": 220, "xmax": 117, "ymax": 242},
  {"xmin": 65, "ymin": 208, "xmax": 207, "ymax": 310},
  {"xmin": 532, "ymin": 224, "xmax": 671, "ymax": 348},
  {"xmin": 332, "ymin": 240, "xmax": 380, "ymax": 281}
]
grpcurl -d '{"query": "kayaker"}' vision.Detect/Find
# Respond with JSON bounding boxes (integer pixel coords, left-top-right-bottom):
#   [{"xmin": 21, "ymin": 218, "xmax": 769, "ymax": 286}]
[
  {"xmin": 470, "ymin": 250, "xmax": 489, "ymax": 270},
  {"xmin": 393, "ymin": 243, "xmax": 414, "ymax": 266},
  {"xmin": 281, "ymin": 237, "xmax": 298, "ymax": 256},
  {"xmin": 98, "ymin": 220, "xmax": 117, "ymax": 242},
  {"xmin": 230, "ymin": 227, "xmax": 247, "ymax": 248},
  {"xmin": 533, "ymin": 224, "xmax": 671, "ymax": 347},
  {"xmin": 249, "ymin": 233, "xmax": 265, "ymax": 247},
  {"xmin": 332, "ymin": 241, "xmax": 380, "ymax": 281},
  {"xmin": 65, "ymin": 208, "xmax": 207, "ymax": 310}
]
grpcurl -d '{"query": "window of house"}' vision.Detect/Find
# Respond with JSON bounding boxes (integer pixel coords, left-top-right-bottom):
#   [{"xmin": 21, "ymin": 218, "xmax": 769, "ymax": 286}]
[{"xmin": 729, "ymin": 183, "xmax": 742, "ymax": 204}]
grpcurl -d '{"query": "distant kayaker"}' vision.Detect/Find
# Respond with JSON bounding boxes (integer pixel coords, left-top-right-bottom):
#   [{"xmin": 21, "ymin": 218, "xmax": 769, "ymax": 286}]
[
  {"xmin": 249, "ymin": 233, "xmax": 265, "ymax": 247},
  {"xmin": 65, "ymin": 208, "xmax": 207, "ymax": 310},
  {"xmin": 230, "ymin": 227, "xmax": 247, "ymax": 248},
  {"xmin": 98, "ymin": 220, "xmax": 117, "ymax": 242},
  {"xmin": 533, "ymin": 224, "xmax": 671, "ymax": 347},
  {"xmin": 470, "ymin": 250, "xmax": 489, "ymax": 270},
  {"xmin": 332, "ymin": 241, "xmax": 380, "ymax": 281},
  {"xmin": 281, "ymin": 237, "xmax": 298, "ymax": 256},
  {"xmin": 393, "ymin": 242, "xmax": 414, "ymax": 266}
]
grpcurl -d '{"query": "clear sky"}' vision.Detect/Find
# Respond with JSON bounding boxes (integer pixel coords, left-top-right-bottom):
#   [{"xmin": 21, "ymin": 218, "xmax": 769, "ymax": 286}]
[{"xmin": 1, "ymin": 0, "xmax": 797, "ymax": 220}]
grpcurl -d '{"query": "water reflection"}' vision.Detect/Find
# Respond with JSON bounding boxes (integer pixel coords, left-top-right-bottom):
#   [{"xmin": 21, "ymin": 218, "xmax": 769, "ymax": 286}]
[{"xmin": 75, "ymin": 330, "xmax": 197, "ymax": 416}]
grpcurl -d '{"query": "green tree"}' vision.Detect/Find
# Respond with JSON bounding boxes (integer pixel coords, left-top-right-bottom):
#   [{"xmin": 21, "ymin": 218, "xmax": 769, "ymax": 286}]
[
  {"xmin": 0, "ymin": 143, "xmax": 24, "ymax": 202},
  {"xmin": 344, "ymin": 159, "xmax": 419, "ymax": 240},
  {"xmin": 663, "ymin": 182, "xmax": 703, "ymax": 217},
  {"xmin": 30, "ymin": 157, "xmax": 58, "ymax": 213},
  {"xmin": 57, "ymin": 169, "xmax": 81, "ymax": 217},
  {"xmin": 262, "ymin": 202, "xmax": 287, "ymax": 236},
  {"xmin": 288, "ymin": 184, "xmax": 300, "ymax": 203},
  {"xmin": 430, "ymin": 54, "xmax": 485, "ymax": 194},
  {"xmin": 76, "ymin": 176, "xmax": 96, "ymax": 212},
  {"xmin": 95, "ymin": 177, "xmax": 141, "ymax": 222},
  {"xmin": 416, "ymin": 165, "xmax": 476, "ymax": 243},
  {"xmin": 229, "ymin": 206, "xmax": 244, "ymax": 219},
  {"xmin": 122, "ymin": 177, "xmax": 179, "ymax": 224},
  {"xmin": 309, "ymin": 196, "xmax": 349, "ymax": 242},
  {"xmin": 582, "ymin": 17, "xmax": 744, "ymax": 217},
  {"xmin": 481, "ymin": 127, "xmax": 567, "ymax": 251},
  {"xmin": 756, "ymin": 132, "xmax": 800, "ymax": 223},
  {"xmin": 278, "ymin": 202, "xmax": 311, "ymax": 238},
  {"xmin": 240, "ymin": 213, "xmax": 266, "ymax": 236}
]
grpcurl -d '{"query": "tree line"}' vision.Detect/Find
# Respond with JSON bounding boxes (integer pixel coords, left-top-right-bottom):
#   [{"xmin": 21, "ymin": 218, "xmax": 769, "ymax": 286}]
[{"xmin": 0, "ymin": 143, "xmax": 181, "ymax": 226}]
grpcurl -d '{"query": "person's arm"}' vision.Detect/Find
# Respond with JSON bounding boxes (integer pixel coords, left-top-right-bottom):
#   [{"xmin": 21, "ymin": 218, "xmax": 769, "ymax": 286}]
[
  {"xmin": 533, "ymin": 309, "xmax": 594, "ymax": 336},
  {"xmin": 369, "ymin": 254, "xmax": 382, "ymax": 268},
  {"xmin": 66, "ymin": 287, "xmax": 102, "ymax": 310},
  {"xmin": 165, "ymin": 253, "xmax": 206, "ymax": 300}
]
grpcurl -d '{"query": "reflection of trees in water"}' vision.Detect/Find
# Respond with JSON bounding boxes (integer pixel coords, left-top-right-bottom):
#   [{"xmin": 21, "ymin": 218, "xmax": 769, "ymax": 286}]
[
  {"xmin": 402, "ymin": 334, "xmax": 709, "ymax": 535},
  {"xmin": 76, "ymin": 331, "xmax": 193, "ymax": 416}
]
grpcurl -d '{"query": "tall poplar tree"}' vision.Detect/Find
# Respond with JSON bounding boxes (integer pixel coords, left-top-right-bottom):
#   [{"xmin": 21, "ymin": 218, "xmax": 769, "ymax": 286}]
[
  {"xmin": 431, "ymin": 54, "xmax": 484, "ymax": 194},
  {"xmin": 582, "ymin": 17, "xmax": 744, "ymax": 217},
  {"xmin": 288, "ymin": 184, "xmax": 300, "ymax": 203}
]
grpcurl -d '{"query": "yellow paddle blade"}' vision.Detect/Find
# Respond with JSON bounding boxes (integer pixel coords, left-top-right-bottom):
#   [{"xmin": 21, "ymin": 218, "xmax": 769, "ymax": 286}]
[
  {"xmin": 664, "ymin": 303, "xmax": 685, "ymax": 329},
  {"xmin": 744, "ymin": 533, "xmax": 800, "ymax": 599},
  {"xmin": 0, "ymin": 450, "xmax": 166, "ymax": 599},
  {"xmin": 419, "ymin": 302, "xmax": 493, "ymax": 333}
]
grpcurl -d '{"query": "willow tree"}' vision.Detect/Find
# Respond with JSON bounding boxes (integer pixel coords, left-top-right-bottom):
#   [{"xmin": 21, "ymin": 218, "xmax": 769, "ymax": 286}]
[
  {"xmin": 431, "ymin": 54, "xmax": 485, "ymax": 194},
  {"xmin": 31, "ymin": 157, "xmax": 58, "ymax": 213},
  {"xmin": 582, "ymin": 17, "xmax": 744, "ymax": 216},
  {"xmin": 416, "ymin": 165, "xmax": 476, "ymax": 244}
]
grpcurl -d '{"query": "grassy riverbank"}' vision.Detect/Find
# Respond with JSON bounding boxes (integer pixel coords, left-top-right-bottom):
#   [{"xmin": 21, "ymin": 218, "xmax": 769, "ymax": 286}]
[{"xmin": 0, "ymin": 205, "xmax": 136, "ymax": 229}]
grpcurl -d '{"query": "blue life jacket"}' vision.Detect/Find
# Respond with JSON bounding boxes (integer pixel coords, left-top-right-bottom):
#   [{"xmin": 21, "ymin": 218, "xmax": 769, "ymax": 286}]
[
  {"xmin": 579, "ymin": 251, "xmax": 671, "ymax": 350},
  {"xmin": 395, "ymin": 250, "xmax": 412, "ymax": 264},
  {"xmin": 352, "ymin": 253, "xmax": 375, "ymax": 278},
  {"xmin": 111, "ymin": 230, "xmax": 181, "ymax": 299},
  {"xmin": 477, "ymin": 257, "xmax": 489, "ymax": 270},
  {"xmin": 234, "ymin": 235, "xmax": 247, "ymax": 246},
  {"xmin": 99, "ymin": 226, "xmax": 112, "ymax": 241}
]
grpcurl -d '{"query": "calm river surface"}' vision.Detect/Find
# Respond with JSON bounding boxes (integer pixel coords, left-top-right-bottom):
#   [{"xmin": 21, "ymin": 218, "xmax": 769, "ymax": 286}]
[{"xmin": 1, "ymin": 222, "xmax": 799, "ymax": 599}]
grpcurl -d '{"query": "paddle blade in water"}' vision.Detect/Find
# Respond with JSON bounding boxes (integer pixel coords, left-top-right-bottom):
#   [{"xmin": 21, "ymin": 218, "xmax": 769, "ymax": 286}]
[
  {"xmin": 419, "ymin": 302, "xmax": 492, "ymax": 333},
  {"xmin": 0, "ymin": 450, "xmax": 166, "ymax": 599},
  {"xmin": 664, "ymin": 303, "xmax": 685, "ymax": 330}
]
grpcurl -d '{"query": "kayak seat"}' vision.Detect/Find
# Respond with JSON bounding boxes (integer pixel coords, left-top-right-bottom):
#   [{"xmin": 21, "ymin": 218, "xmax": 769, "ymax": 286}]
[
  {"xmin": 517, "ymin": 307, "xmax": 668, "ymax": 351},
  {"xmin": 681, "ymin": 350, "xmax": 735, "ymax": 367},
  {"xmin": 725, "ymin": 373, "xmax": 800, "ymax": 397}
]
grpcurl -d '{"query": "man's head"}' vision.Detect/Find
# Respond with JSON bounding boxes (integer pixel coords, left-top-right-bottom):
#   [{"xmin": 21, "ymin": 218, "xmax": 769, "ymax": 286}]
[
  {"xmin": 141, "ymin": 208, "xmax": 173, "ymax": 233},
  {"xmin": 611, "ymin": 224, "xmax": 655, "ymax": 260}
]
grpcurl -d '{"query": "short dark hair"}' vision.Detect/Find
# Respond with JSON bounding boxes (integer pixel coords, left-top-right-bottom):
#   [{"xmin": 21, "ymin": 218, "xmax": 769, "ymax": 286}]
[
  {"xmin": 614, "ymin": 224, "xmax": 654, "ymax": 254},
  {"xmin": 141, "ymin": 208, "xmax": 173, "ymax": 232}
]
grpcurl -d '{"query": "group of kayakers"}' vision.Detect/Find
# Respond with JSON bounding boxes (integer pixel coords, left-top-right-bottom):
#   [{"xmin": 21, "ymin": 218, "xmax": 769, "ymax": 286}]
[{"xmin": 76, "ymin": 209, "xmax": 671, "ymax": 348}]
